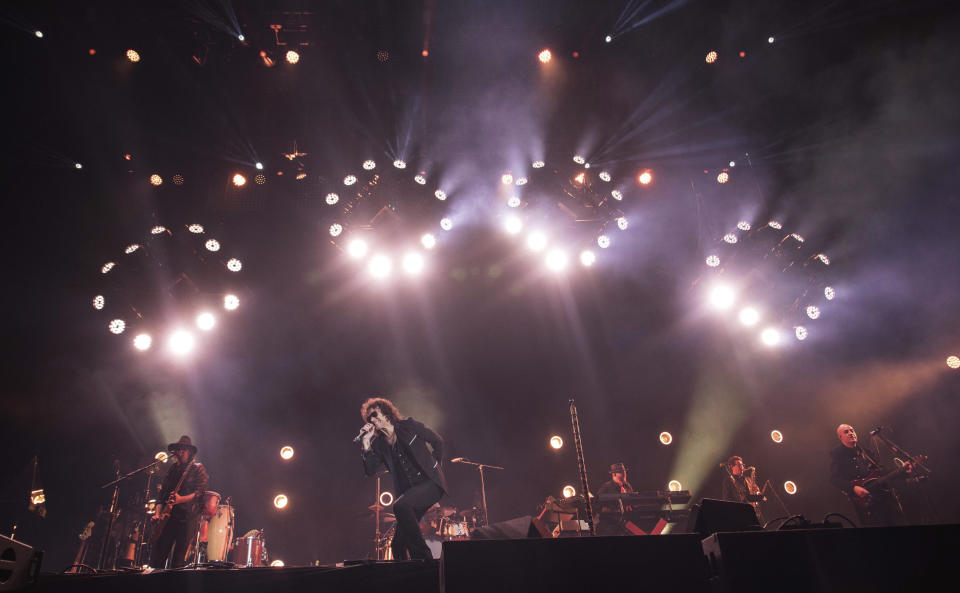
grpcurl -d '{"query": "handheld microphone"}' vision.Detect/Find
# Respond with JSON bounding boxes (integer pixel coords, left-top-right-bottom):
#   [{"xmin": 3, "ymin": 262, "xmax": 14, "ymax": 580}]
[{"xmin": 353, "ymin": 424, "xmax": 374, "ymax": 443}]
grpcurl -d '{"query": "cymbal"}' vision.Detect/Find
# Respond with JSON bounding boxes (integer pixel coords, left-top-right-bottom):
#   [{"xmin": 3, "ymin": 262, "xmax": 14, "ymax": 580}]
[{"xmin": 368, "ymin": 503, "xmax": 388, "ymax": 511}]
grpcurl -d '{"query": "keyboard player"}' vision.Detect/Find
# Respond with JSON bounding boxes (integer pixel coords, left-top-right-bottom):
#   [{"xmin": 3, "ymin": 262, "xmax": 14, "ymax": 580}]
[{"xmin": 596, "ymin": 462, "xmax": 634, "ymax": 535}]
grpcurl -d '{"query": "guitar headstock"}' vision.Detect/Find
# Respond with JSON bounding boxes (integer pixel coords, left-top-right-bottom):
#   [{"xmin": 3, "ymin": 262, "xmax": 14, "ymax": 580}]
[{"xmin": 79, "ymin": 521, "xmax": 94, "ymax": 541}]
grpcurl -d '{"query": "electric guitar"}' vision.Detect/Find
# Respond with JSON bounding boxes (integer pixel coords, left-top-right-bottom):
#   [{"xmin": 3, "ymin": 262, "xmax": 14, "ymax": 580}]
[
  {"xmin": 848, "ymin": 455, "xmax": 926, "ymax": 508},
  {"xmin": 151, "ymin": 462, "xmax": 195, "ymax": 543}
]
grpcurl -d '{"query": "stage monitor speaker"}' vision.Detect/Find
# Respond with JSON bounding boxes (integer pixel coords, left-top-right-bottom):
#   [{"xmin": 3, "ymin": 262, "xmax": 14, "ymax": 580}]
[
  {"xmin": 0, "ymin": 536, "xmax": 42, "ymax": 592},
  {"xmin": 468, "ymin": 516, "xmax": 549, "ymax": 540},
  {"xmin": 687, "ymin": 498, "xmax": 760, "ymax": 537}
]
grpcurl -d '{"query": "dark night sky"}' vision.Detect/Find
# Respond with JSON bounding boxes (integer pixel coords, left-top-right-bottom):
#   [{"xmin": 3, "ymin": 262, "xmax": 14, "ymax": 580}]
[{"xmin": 2, "ymin": 0, "xmax": 959, "ymax": 569}]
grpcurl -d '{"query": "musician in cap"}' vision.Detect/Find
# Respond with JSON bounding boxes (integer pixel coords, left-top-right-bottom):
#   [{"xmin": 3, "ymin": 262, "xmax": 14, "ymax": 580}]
[
  {"xmin": 151, "ymin": 435, "xmax": 209, "ymax": 568},
  {"xmin": 596, "ymin": 462, "xmax": 634, "ymax": 535},
  {"xmin": 829, "ymin": 424, "xmax": 906, "ymax": 527},
  {"xmin": 359, "ymin": 398, "xmax": 446, "ymax": 560}
]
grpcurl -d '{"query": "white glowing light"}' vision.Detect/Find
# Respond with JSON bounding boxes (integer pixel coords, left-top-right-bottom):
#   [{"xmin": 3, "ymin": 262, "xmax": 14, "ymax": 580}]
[
  {"xmin": 224, "ymin": 294, "xmax": 240, "ymax": 310},
  {"xmin": 440, "ymin": 218, "xmax": 453, "ymax": 231},
  {"xmin": 580, "ymin": 250, "xmax": 596, "ymax": 267},
  {"xmin": 270, "ymin": 560, "xmax": 284, "ymax": 567},
  {"xmin": 795, "ymin": 326, "xmax": 808, "ymax": 340},
  {"xmin": 92, "ymin": 295, "xmax": 105, "ymax": 310},
  {"xmin": 729, "ymin": 161, "xmax": 736, "ymax": 167},
  {"xmin": 538, "ymin": 49, "xmax": 552, "ymax": 63},
  {"xmin": 326, "ymin": 193, "xmax": 339, "ymax": 205},
  {"xmin": 616, "ymin": 217, "xmax": 628, "ymax": 230},
  {"xmin": 101, "ymin": 262, "xmax": 116, "ymax": 274},
  {"xmin": 723, "ymin": 233, "xmax": 738, "ymax": 244},
  {"xmin": 573, "ymin": 155, "xmax": 585, "ymax": 164},
  {"xmin": 515, "ymin": 176, "xmax": 527, "ymax": 186},
  {"xmin": 434, "ymin": 189, "xmax": 447, "ymax": 201},
  {"xmin": 717, "ymin": 171, "xmax": 729, "ymax": 184},
  {"xmin": 285, "ymin": 50, "xmax": 299, "ymax": 64},
  {"xmin": 709, "ymin": 285, "xmax": 735, "ymax": 310},
  {"xmin": 196, "ymin": 312, "xmax": 216, "ymax": 331},
  {"xmin": 611, "ymin": 189, "xmax": 623, "ymax": 201},
  {"xmin": 527, "ymin": 231, "xmax": 547, "ymax": 252},
  {"xmin": 767, "ymin": 220, "xmax": 782, "ymax": 230},
  {"xmin": 817, "ymin": 253, "xmax": 831, "ymax": 265},
  {"xmin": 501, "ymin": 173, "xmax": 514, "ymax": 185},
  {"xmin": 504, "ymin": 216, "xmax": 523, "ymax": 235},
  {"xmin": 150, "ymin": 174, "xmax": 163, "ymax": 186},
  {"xmin": 35, "ymin": 30, "xmax": 43, "ymax": 38},
  {"xmin": 739, "ymin": 307, "xmax": 759, "ymax": 326},
  {"xmin": 329, "ymin": 223, "xmax": 343, "ymax": 237},
  {"xmin": 205, "ymin": 239, "xmax": 220, "ymax": 252},
  {"xmin": 771, "ymin": 430, "xmax": 784, "ymax": 443},
  {"xmin": 638, "ymin": 171, "xmax": 653, "ymax": 185},
  {"xmin": 549, "ymin": 436, "xmax": 563, "ymax": 449},
  {"xmin": 705, "ymin": 255, "xmax": 720, "ymax": 267},
  {"xmin": 255, "ymin": 162, "xmax": 263, "ymax": 170},
  {"xmin": 705, "ymin": 50, "xmax": 718, "ymax": 64},
  {"xmin": 368, "ymin": 254, "xmax": 392, "ymax": 278},
  {"xmin": 343, "ymin": 175, "xmax": 357, "ymax": 186},
  {"xmin": 824, "ymin": 286, "xmax": 835, "ymax": 300},
  {"xmin": 75, "ymin": 162, "xmax": 83, "ymax": 169},
  {"xmin": 402, "ymin": 253, "xmax": 425, "ymax": 275},
  {"xmin": 768, "ymin": 36, "xmax": 775, "ymax": 44},
  {"xmin": 806, "ymin": 305, "xmax": 820, "ymax": 319},
  {"xmin": 599, "ymin": 171, "xmax": 611, "ymax": 182},
  {"xmin": 532, "ymin": 160, "xmax": 545, "ymax": 169},
  {"xmin": 597, "ymin": 235, "xmax": 610, "ymax": 249},
  {"xmin": 151, "ymin": 226, "xmax": 167, "ymax": 235},
  {"xmin": 668, "ymin": 480, "xmax": 682, "ymax": 492},
  {"xmin": 737, "ymin": 221, "xmax": 751, "ymax": 231},
  {"xmin": 421, "ymin": 233, "xmax": 436, "ymax": 249},
  {"xmin": 791, "ymin": 233, "xmax": 805, "ymax": 242},
  {"xmin": 947, "ymin": 356, "xmax": 960, "ymax": 369},
  {"xmin": 280, "ymin": 446, "xmax": 294, "ymax": 460},
  {"xmin": 168, "ymin": 330, "xmax": 195, "ymax": 355},
  {"xmin": 546, "ymin": 249, "xmax": 567, "ymax": 271},
  {"xmin": 347, "ymin": 239, "xmax": 368, "ymax": 258},
  {"xmin": 232, "ymin": 173, "xmax": 247, "ymax": 187},
  {"xmin": 562, "ymin": 485, "xmax": 576, "ymax": 498},
  {"xmin": 133, "ymin": 333, "xmax": 152, "ymax": 351},
  {"xmin": 363, "ymin": 160, "xmax": 376, "ymax": 170},
  {"xmin": 414, "ymin": 174, "xmax": 426, "ymax": 185},
  {"xmin": 393, "ymin": 159, "xmax": 406, "ymax": 169},
  {"xmin": 274, "ymin": 494, "xmax": 288, "ymax": 509},
  {"xmin": 227, "ymin": 258, "xmax": 242, "ymax": 272},
  {"xmin": 126, "ymin": 49, "xmax": 140, "ymax": 62},
  {"xmin": 761, "ymin": 327, "xmax": 781, "ymax": 346},
  {"xmin": 784, "ymin": 481, "xmax": 798, "ymax": 495},
  {"xmin": 125, "ymin": 244, "xmax": 140, "ymax": 254},
  {"xmin": 605, "ymin": 35, "xmax": 612, "ymax": 43},
  {"xmin": 659, "ymin": 432, "xmax": 673, "ymax": 445},
  {"xmin": 188, "ymin": 224, "xmax": 204, "ymax": 234},
  {"xmin": 507, "ymin": 196, "xmax": 522, "ymax": 208},
  {"xmin": 109, "ymin": 319, "xmax": 126, "ymax": 334}
]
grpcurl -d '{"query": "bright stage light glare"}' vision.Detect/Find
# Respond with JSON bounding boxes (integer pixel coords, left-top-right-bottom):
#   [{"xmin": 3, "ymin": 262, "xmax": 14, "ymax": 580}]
[
  {"xmin": 817, "ymin": 253, "xmax": 831, "ymax": 265},
  {"xmin": 326, "ymin": 193, "xmax": 339, "ymax": 205},
  {"xmin": 538, "ymin": 49, "xmax": 552, "ymax": 63},
  {"xmin": 729, "ymin": 161, "xmax": 736, "ymax": 167},
  {"xmin": 285, "ymin": 50, "xmax": 299, "ymax": 64},
  {"xmin": 75, "ymin": 163, "xmax": 83, "ymax": 169},
  {"xmin": 363, "ymin": 160, "xmax": 376, "ymax": 170},
  {"xmin": 717, "ymin": 172, "xmax": 729, "ymax": 184},
  {"xmin": 549, "ymin": 436, "xmax": 563, "ymax": 449},
  {"xmin": 196, "ymin": 312, "xmax": 216, "ymax": 331},
  {"xmin": 232, "ymin": 173, "xmax": 246, "ymax": 187},
  {"xmin": 638, "ymin": 170, "xmax": 653, "ymax": 185},
  {"xmin": 270, "ymin": 560, "xmax": 284, "ymax": 567},
  {"xmin": 168, "ymin": 330, "xmax": 195, "ymax": 355},
  {"xmin": 597, "ymin": 235, "xmax": 610, "ymax": 249},
  {"xmin": 151, "ymin": 225, "xmax": 167, "ymax": 235},
  {"xmin": 189, "ymin": 224, "xmax": 204, "ymax": 234},
  {"xmin": 35, "ymin": 30, "xmax": 43, "ymax": 38},
  {"xmin": 224, "ymin": 294, "xmax": 240, "ymax": 310},
  {"xmin": 705, "ymin": 255, "xmax": 720, "ymax": 267},
  {"xmin": 705, "ymin": 50, "xmax": 718, "ymax": 64},
  {"xmin": 344, "ymin": 175, "xmax": 357, "ymax": 186},
  {"xmin": 768, "ymin": 220, "xmax": 782, "ymax": 230},
  {"xmin": 791, "ymin": 233, "xmax": 805, "ymax": 243},
  {"xmin": 255, "ymin": 162, "xmax": 263, "ymax": 170},
  {"xmin": 527, "ymin": 231, "xmax": 547, "ymax": 252},
  {"xmin": 795, "ymin": 326, "xmax": 808, "ymax": 341},
  {"xmin": 504, "ymin": 216, "xmax": 523, "ymax": 235},
  {"xmin": 238, "ymin": 34, "xmax": 245, "ymax": 42},
  {"xmin": 739, "ymin": 307, "xmax": 759, "ymax": 326},
  {"xmin": 545, "ymin": 249, "xmax": 567, "ymax": 271},
  {"xmin": 771, "ymin": 430, "xmax": 784, "ymax": 443},
  {"xmin": 347, "ymin": 239, "xmax": 368, "ymax": 258},
  {"xmin": 205, "ymin": 239, "xmax": 220, "ymax": 252},
  {"xmin": 440, "ymin": 218, "xmax": 453, "ymax": 231},
  {"xmin": 109, "ymin": 319, "xmax": 126, "ymax": 334},
  {"xmin": 434, "ymin": 189, "xmax": 447, "ymax": 201},
  {"xmin": 611, "ymin": 189, "xmax": 623, "ymax": 200},
  {"xmin": 668, "ymin": 480, "xmax": 682, "ymax": 492},
  {"xmin": 414, "ymin": 174, "xmax": 426, "ymax": 185},
  {"xmin": 659, "ymin": 432, "xmax": 673, "ymax": 445},
  {"xmin": 737, "ymin": 221, "xmax": 751, "ymax": 231},
  {"xmin": 393, "ymin": 159, "xmax": 406, "ymax": 169},
  {"xmin": 573, "ymin": 155, "xmax": 585, "ymax": 165},
  {"xmin": 723, "ymin": 233, "xmax": 738, "ymax": 244},
  {"xmin": 580, "ymin": 250, "xmax": 595, "ymax": 267},
  {"xmin": 708, "ymin": 285, "xmax": 735, "ymax": 310},
  {"xmin": 806, "ymin": 305, "xmax": 820, "ymax": 320},
  {"xmin": 616, "ymin": 217, "xmax": 628, "ymax": 230},
  {"xmin": 150, "ymin": 174, "xmax": 163, "ymax": 186},
  {"xmin": 402, "ymin": 253, "xmax": 424, "ymax": 275},
  {"xmin": 768, "ymin": 36, "xmax": 775, "ymax": 44},
  {"xmin": 784, "ymin": 481, "xmax": 797, "ymax": 495},
  {"xmin": 93, "ymin": 295, "xmax": 105, "ymax": 310},
  {"xmin": 605, "ymin": 35, "xmax": 612, "ymax": 43},
  {"xmin": 280, "ymin": 446, "xmax": 294, "ymax": 460},
  {"xmin": 273, "ymin": 494, "xmax": 288, "ymax": 509},
  {"xmin": 947, "ymin": 356, "xmax": 960, "ymax": 369},
  {"xmin": 507, "ymin": 196, "xmax": 521, "ymax": 208},
  {"xmin": 760, "ymin": 327, "xmax": 780, "ymax": 346},
  {"xmin": 101, "ymin": 262, "xmax": 116, "ymax": 274},
  {"xmin": 133, "ymin": 333, "xmax": 152, "ymax": 351},
  {"xmin": 532, "ymin": 160, "xmax": 545, "ymax": 169},
  {"xmin": 369, "ymin": 254, "xmax": 392, "ymax": 278},
  {"xmin": 421, "ymin": 233, "xmax": 436, "ymax": 249},
  {"xmin": 124, "ymin": 244, "xmax": 140, "ymax": 254},
  {"xmin": 599, "ymin": 171, "xmax": 611, "ymax": 182},
  {"xmin": 380, "ymin": 491, "xmax": 394, "ymax": 506},
  {"xmin": 515, "ymin": 177, "xmax": 528, "ymax": 186},
  {"xmin": 329, "ymin": 223, "xmax": 343, "ymax": 237},
  {"xmin": 126, "ymin": 49, "xmax": 140, "ymax": 62},
  {"xmin": 501, "ymin": 173, "xmax": 514, "ymax": 185},
  {"xmin": 824, "ymin": 286, "xmax": 835, "ymax": 300},
  {"xmin": 155, "ymin": 451, "xmax": 169, "ymax": 463},
  {"xmin": 562, "ymin": 485, "xmax": 576, "ymax": 498}
]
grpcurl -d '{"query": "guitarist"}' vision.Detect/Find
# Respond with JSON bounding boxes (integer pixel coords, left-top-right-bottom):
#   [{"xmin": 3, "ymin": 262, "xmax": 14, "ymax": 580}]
[
  {"xmin": 151, "ymin": 435, "xmax": 209, "ymax": 569},
  {"xmin": 829, "ymin": 424, "xmax": 906, "ymax": 527}
]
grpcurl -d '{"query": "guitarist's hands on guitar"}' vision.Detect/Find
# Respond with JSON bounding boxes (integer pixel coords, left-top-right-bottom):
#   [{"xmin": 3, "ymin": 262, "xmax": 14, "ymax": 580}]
[{"xmin": 852, "ymin": 485, "xmax": 870, "ymax": 499}]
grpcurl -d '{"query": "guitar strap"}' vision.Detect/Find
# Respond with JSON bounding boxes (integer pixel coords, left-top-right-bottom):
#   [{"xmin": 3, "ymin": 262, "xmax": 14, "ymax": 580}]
[{"xmin": 857, "ymin": 446, "xmax": 882, "ymax": 471}]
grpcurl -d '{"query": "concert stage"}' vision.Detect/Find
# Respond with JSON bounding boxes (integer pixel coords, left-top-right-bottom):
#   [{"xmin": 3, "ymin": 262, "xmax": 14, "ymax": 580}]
[{"xmin": 27, "ymin": 525, "xmax": 957, "ymax": 593}]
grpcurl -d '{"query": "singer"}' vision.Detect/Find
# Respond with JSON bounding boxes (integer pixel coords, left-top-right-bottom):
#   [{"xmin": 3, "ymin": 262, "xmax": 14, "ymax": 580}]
[{"xmin": 358, "ymin": 397, "xmax": 446, "ymax": 560}]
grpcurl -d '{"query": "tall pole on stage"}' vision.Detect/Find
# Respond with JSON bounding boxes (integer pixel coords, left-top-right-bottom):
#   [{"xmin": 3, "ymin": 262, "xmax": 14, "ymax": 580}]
[
  {"xmin": 97, "ymin": 459, "xmax": 121, "ymax": 571},
  {"xmin": 569, "ymin": 398, "xmax": 595, "ymax": 535}
]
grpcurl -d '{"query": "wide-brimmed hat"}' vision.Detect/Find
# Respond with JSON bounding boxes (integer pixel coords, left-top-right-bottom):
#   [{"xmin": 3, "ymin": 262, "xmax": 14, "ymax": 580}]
[
  {"xmin": 168, "ymin": 435, "xmax": 198, "ymax": 454},
  {"xmin": 608, "ymin": 462, "xmax": 627, "ymax": 474}
]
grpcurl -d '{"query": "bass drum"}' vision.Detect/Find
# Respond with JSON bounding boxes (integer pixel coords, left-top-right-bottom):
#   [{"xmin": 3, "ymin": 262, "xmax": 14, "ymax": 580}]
[
  {"xmin": 232, "ymin": 530, "xmax": 267, "ymax": 567},
  {"xmin": 205, "ymin": 504, "xmax": 234, "ymax": 562}
]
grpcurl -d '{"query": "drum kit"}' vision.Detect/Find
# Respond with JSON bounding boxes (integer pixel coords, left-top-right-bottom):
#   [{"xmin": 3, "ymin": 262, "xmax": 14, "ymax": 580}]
[
  {"xmin": 194, "ymin": 491, "xmax": 269, "ymax": 567},
  {"xmin": 374, "ymin": 503, "xmax": 482, "ymax": 560}
]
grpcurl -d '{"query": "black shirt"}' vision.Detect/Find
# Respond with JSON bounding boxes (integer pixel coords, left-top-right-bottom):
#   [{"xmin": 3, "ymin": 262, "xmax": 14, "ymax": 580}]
[
  {"xmin": 829, "ymin": 445, "xmax": 878, "ymax": 496},
  {"xmin": 391, "ymin": 438, "xmax": 427, "ymax": 493}
]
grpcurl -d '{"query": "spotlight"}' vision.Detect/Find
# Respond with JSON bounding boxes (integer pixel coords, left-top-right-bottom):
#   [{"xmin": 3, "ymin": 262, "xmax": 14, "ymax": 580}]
[
  {"xmin": 824, "ymin": 286, "xmax": 835, "ymax": 300},
  {"xmin": 270, "ymin": 560, "xmax": 284, "ymax": 567},
  {"xmin": 527, "ymin": 231, "xmax": 547, "ymax": 252},
  {"xmin": 402, "ymin": 252, "xmax": 424, "ymax": 275},
  {"xmin": 440, "ymin": 218, "xmax": 453, "ymax": 231},
  {"xmin": 168, "ymin": 330, "xmax": 195, "ymax": 355},
  {"xmin": 717, "ymin": 171, "xmax": 729, "ymax": 184},
  {"xmin": 92, "ymin": 295, "xmax": 105, "ymax": 310},
  {"xmin": 532, "ymin": 160, "xmax": 545, "ymax": 169},
  {"xmin": 708, "ymin": 285, "xmax": 735, "ymax": 310},
  {"xmin": 150, "ymin": 174, "xmax": 163, "ymax": 186},
  {"xmin": 668, "ymin": 480, "xmax": 682, "ymax": 492},
  {"xmin": 611, "ymin": 189, "xmax": 623, "ymax": 200},
  {"xmin": 597, "ymin": 235, "xmax": 610, "ymax": 249},
  {"xmin": 347, "ymin": 239, "xmax": 368, "ymax": 258},
  {"xmin": 515, "ymin": 176, "xmax": 527, "ymax": 186},
  {"xmin": 422, "ymin": 49, "xmax": 429, "ymax": 57},
  {"xmin": 507, "ymin": 196, "xmax": 522, "ymax": 208},
  {"xmin": 224, "ymin": 294, "xmax": 240, "ymax": 310},
  {"xmin": 501, "ymin": 173, "xmax": 514, "ymax": 185},
  {"xmin": 770, "ymin": 430, "xmax": 784, "ymax": 443},
  {"xmin": 188, "ymin": 224, "xmax": 204, "ymax": 233},
  {"xmin": 638, "ymin": 170, "xmax": 653, "ymax": 185},
  {"xmin": 538, "ymin": 49, "xmax": 552, "ymax": 63},
  {"xmin": 414, "ymin": 174, "xmax": 426, "ymax": 185},
  {"xmin": 329, "ymin": 223, "xmax": 343, "ymax": 237},
  {"xmin": 767, "ymin": 220, "xmax": 783, "ymax": 229},
  {"xmin": 173, "ymin": 174, "xmax": 184, "ymax": 185},
  {"xmin": 545, "ymin": 249, "xmax": 567, "ymax": 271},
  {"xmin": 380, "ymin": 491, "xmax": 394, "ymax": 506},
  {"xmin": 616, "ymin": 217, "xmax": 628, "ymax": 230},
  {"xmin": 783, "ymin": 481, "xmax": 797, "ymax": 495},
  {"xmin": 35, "ymin": 30, "xmax": 43, "ymax": 38},
  {"xmin": 729, "ymin": 161, "xmax": 736, "ymax": 167},
  {"xmin": 344, "ymin": 175, "xmax": 357, "ymax": 186},
  {"xmin": 273, "ymin": 494, "xmax": 288, "ymax": 509},
  {"xmin": 133, "ymin": 333, "xmax": 152, "ymax": 351},
  {"xmin": 205, "ymin": 239, "xmax": 220, "ymax": 252},
  {"xmin": 579, "ymin": 250, "xmax": 595, "ymax": 267},
  {"xmin": 255, "ymin": 174, "xmax": 265, "ymax": 185},
  {"xmin": 705, "ymin": 50, "xmax": 718, "ymax": 64},
  {"xmin": 196, "ymin": 312, "xmax": 215, "ymax": 331},
  {"xmin": 760, "ymin": 327, "xmax": 780, "ymax": 346},
  {"xmin": 737, "ymin": 221, "xmax": 751, "ymax": 231},
  {"xmin": 101, "ymin": 262, "xmax": 116, "ymax": 274},
  {"xmin": 109, "ymin": 319, "xmax": 126, "ymax": 334},
  {"xmin": 126, "ymin": 49, "xmax": 141, "ymax": 62},
  {"xmin": 393, "ymin": 159, "xmax": 406, "ymax": 169},
  {"xmin": 795, "ymin": 326, "xmax": 808, "ymax": 340},
  {"xmin": 369, "ymin": 254, "xmax": 392, "ymax": 278},
  {"xmin": 326, "ymin": 192, "xmax": 340, "ymax": 205},
  {"xmin": 604, "ymin": 35, "xmax": 612, "ymax": 43},
  {"xmin": 232, "ymin": 173, "xmax": 247, "ymax": 187},
  {"xmin": 562, "ymin": 485, "xmax": 576, "ymax": 498},
  {"xmin": 75, "ymin": 163, "xmax": 83, "ymax": 169},
  {"xmin": 285, "ymin": 50, "xmax": 299, "ymax": 64},
  {"xmin": 806, "ymin": 306, "xmax": 820, "ymax": 320},
  {"xmin": 817, "ymin": 254, "xmax": 831, "ymax": 265},
  {"xmin": 363, "ymin": 160, "xmax": 376, "ymax": 170},
  {"xmin": 768, "ymin": 36, "xmax": 775, "ymax": 44},
  {"xmin": 124, "ymin": 244, "xmax": 140, "ymax": 254},
  {"xmin": 659, "ymin": 432, "xmax": 673, "ymax": 445},
  {"xmin": 155, "ymin": 451, "xmax": 169, "ymax": 463},
  {"xmin": 238, "ymin": 34, "xmax": 245, "ymax": 42},
  {"xmin": 723, "ymin": 233, "xmax": 737, "ymax": 244},
  {"xmin": 421, "ymin": 233, "xmax": 436, "ymax": 249},
  {"xmin": 549, "ymin": 436, "xmax": 563, "ymax": 449},
  {"xmin": 599, "ymin": 171, "xmax": 611, "ymax": 182},
  {"xmin": 705, "ymin": 255, "xmax": 720, "ymax": 267},
  {"xmin": 280, "ymin": 446, "xmax": 294, "ymax": 460},
  {"xmin": 573, "ymin": 155, "xmax": 585, "ymax": 165},
  {"xmin": 255, "ymin": 162, "xmax": 263, "ymax": 170},
  {"xmin": 504, "ymin": 215, "xmax": 523, "ymax": 235},
  {"xmin": 739, "ymin": 307, "xmax": 759, "ymax": 326},
  {"xmin": 947, "ymin": 356, "xmax": 960, "ymax": 369},
  {"xmin": 434, "ymin": 189, "xmax": 447, "ymax": 201}
]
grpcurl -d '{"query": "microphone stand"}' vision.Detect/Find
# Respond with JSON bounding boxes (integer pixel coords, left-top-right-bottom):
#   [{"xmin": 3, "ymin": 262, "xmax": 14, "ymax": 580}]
[
  {"xmin": 98, "ymin": 458, "xmax": 165, "ymax": 571},
  {"xmin": 871, "ymin": 427, "xmax": 935, "ymax": 523},
  {"xmin": 453, "ymin": 459, "xmax": 503, "ymax": 527}
]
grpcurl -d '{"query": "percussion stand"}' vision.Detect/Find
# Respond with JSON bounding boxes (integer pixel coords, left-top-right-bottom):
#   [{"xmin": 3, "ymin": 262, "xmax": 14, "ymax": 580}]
[
  {"xmin": 452, "ymin": 459, "xmax": 504, "ymax": 527},
  {"xmin": 98, "ymin": 458, "xmax": 164, "ymax": 571}
]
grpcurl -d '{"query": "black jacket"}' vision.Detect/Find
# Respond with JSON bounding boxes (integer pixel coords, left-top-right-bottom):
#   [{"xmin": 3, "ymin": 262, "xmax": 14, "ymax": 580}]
[
  {"xmin": 159, "ymin": 459, "xmax": 209, "ymax": 520},
  {"xmin": 362, "ymin": 418, "xmax": 447, "ymax": 495},
  {"xmin": 829, "ymin": 445, "xmax": 876, "ymax": 497}
]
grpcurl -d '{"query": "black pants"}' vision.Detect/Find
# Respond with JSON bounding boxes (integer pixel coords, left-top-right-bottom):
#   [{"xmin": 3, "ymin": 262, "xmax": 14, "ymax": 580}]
[
  {"xmin": 392, "ymin": 481, "xmax": 443, "ymax": 560},
  {"xmin": 152, "ymin": 515, "xmax": 198, "ymax": 568}
]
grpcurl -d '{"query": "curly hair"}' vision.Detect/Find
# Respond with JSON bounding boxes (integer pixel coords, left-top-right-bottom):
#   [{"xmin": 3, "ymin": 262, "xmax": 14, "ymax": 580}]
[
  {"xmin": 360, "ymin": 397, "xmax": 405, "ymax": 423},
  {"xmin": 726, "ymin": 455, "xmax": 743, "ymax": 468}
]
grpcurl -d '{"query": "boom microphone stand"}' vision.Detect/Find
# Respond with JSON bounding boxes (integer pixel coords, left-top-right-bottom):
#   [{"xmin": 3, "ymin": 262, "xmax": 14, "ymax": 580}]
[
  {"xmin": 98, "ymin": 457, "xmax": 165, "ymax": 570},
  {"xmin": 451, "ymin": 458, "xmax": 503, "ymax": 527}
]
